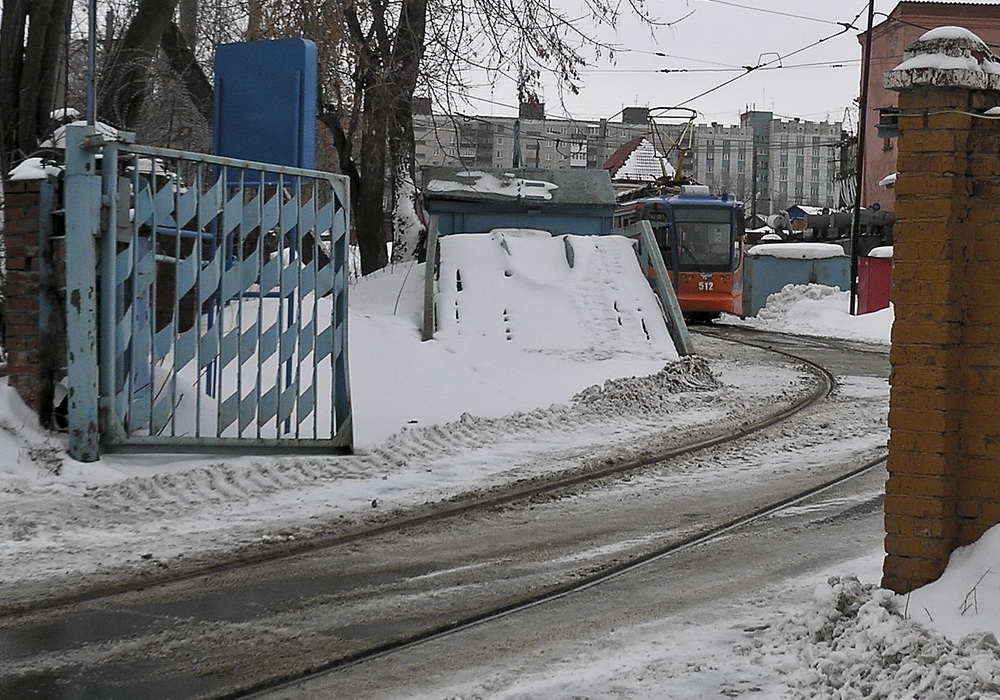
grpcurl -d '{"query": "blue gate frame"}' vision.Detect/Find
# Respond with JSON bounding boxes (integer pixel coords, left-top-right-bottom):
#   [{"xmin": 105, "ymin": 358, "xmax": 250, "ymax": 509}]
[{"xmin": 63, "ymin": 125, "xmax": 352, "ymax": 460}]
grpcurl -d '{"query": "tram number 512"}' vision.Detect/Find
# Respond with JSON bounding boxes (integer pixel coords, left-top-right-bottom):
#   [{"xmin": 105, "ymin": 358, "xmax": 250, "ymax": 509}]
[{"xmin": 698, "ymin": 280, "xmax": 715, "ymax": 291}]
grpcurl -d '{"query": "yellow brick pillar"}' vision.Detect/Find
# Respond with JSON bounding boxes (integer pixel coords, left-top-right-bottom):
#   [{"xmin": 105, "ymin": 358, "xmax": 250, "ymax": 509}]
[{"xmin": 882, "ymin": 27, "xmax": 1000, "ymax": 593}]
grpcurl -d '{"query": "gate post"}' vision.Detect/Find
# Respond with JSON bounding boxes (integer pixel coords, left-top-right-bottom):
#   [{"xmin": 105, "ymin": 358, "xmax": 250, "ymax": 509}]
[
  {"xmin": 882, "ymin": 28, "xmax": 1000, "ymax": 592},
  {"xmin": 63, "ymin": 125, "xmax": 103, "ymax": 461}
]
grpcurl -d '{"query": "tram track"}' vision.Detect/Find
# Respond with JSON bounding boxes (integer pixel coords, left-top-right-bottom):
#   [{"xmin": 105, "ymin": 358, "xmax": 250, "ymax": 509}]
[
  {"xmin": 240, "ymin": 454, "xmax": 887, "ymax": 700},
  {"xmin": 0, "ymin": 328, "xmax": 890, "ymax": 699},
  {"xmin": 0, "ymin": 330, "xmax": 834, "ymax": 620}
]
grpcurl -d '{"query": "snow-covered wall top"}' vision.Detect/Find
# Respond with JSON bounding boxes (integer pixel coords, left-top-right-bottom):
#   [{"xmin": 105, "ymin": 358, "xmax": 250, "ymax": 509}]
[
  {"xmin": 886, "ymin": 26, "xmax": 1000, "ymax": 91},
  {"xmin": 747, "ymin": 242, "xmax": 846, "ymax": 260},
  {"xmin": 7, "ymin": 157, "xmax": 61, "ymax": 181}
]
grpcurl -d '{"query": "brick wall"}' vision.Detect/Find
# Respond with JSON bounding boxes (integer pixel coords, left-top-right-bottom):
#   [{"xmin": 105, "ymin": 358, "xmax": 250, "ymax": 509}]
[
  {"xmin": 883, "ymin": 32, "xmax": 1000, "ymax": 593},
  {"xmin": 3, "ymin": 179, "xmax": 44, "ymax": 413}
]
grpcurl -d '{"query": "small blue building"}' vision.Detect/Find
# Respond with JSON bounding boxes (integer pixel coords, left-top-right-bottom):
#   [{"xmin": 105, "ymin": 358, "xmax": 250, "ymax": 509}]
[{"xmin": 421, "ymin": 166, "xmax": 616, "ymax": 236}]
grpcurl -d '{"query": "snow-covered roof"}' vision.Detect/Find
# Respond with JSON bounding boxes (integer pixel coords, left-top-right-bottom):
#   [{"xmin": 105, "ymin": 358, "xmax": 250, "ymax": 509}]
[
  {"xmin": 39, "ymin": 119, "xmax": 121, "ymax": 149},
  {"xmin": 604, "ymin": 137, "xmax": 675, "ymax": 182},
  {"xmin": 787, "ymin": 205, "xmax": 825, "ymax": 217},
  {"xmin": 422, "ymin": 167, "xmax": 615, "ymax": 206}
]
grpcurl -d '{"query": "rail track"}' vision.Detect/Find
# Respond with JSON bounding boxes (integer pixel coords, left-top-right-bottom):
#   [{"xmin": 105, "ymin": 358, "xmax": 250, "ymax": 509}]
[{"xmin": 0, "ymin": 328, "xmax": 890, "ymax": 699}]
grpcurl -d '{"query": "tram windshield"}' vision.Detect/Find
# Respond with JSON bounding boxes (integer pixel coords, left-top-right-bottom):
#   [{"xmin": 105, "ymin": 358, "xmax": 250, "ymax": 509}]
[{"xmin": 673, "ymin": 206, "xmax": 734, "ymax": 270}]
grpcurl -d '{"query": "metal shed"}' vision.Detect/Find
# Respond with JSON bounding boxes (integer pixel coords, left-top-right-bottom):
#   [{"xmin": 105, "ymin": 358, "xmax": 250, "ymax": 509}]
[{"xmin": 421, "ymin": 167, "xmax": 616, "ymax": 236}]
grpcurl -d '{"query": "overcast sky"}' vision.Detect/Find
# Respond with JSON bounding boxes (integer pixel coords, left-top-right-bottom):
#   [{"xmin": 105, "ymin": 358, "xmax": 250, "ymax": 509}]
[{"xmin": 461, "ymin": 0, "xmax": 995, "ymax": 128}]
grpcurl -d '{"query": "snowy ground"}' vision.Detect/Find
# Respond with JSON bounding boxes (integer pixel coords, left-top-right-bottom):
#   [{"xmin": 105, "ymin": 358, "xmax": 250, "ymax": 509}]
[{"xmin": 3, "ymin": 232, "xmax": 1000, "ymax": 698}]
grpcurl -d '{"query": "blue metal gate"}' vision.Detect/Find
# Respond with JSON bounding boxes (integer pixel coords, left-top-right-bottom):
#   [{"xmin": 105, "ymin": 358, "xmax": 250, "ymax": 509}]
[{"xmin": 63, "ymin": 125, "xmax": 352, "ymax": 459}]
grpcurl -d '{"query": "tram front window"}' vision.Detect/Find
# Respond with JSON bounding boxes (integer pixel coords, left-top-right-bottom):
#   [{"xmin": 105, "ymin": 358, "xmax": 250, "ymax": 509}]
[{"xmin": 674, "ymin": 207, "xmax": 734, "ymax": 270}]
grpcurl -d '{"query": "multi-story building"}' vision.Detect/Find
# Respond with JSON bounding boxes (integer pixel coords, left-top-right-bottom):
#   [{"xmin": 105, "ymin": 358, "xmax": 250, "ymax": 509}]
[
  {"xmin": 414, "ymin": 103, "xmax": 661, "ymax": 172},
  {"xmin": 413, "ymin": 104, "xmax": 845, "ymax": 216},
  {"xmin": 737, "ymin": 111, "xmax": 847, "ymax": 217}
]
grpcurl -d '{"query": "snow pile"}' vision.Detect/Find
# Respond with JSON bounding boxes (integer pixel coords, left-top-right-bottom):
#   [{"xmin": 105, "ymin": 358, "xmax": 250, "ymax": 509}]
[
  {"xmin": 723, "ymin": 283, "xmax": 893, "ymax": 345},
  {"xmin": 574, "ymin": 355, "xmax": 719, "ymax": 410},
  {"xmin": 759, "ymin": 576, "xmax": 1000, "ymax": 699},
  {"xmin": 435, "ymin": 231, "xmax": 676, "ymax": 360},
  {"xmin": 905, "ymin": 526, "xmax": 1000, "ymax": 643}
]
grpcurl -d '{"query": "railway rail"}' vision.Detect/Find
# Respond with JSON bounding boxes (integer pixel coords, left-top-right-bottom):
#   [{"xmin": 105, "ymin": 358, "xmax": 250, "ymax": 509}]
[{"xmin": 0, "ymin": 328, "xmax": 890, "ymax": 699}]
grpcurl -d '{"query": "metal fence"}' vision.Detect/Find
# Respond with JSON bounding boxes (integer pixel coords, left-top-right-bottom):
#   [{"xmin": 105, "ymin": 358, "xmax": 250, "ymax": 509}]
[{"xmin": 63, "ymin": 125, "xmax": 352, "ymax": 460}]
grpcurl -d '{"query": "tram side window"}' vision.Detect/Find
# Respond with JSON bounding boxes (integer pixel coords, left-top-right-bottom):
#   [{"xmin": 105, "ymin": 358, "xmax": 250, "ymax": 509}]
[{"xmin": 645, "ymin": 212, "xmax": 670, "ymax": 252}]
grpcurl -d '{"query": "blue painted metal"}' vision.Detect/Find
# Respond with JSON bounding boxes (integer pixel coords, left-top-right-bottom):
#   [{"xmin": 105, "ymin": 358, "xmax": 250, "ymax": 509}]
[
  {"xmin": 87, "ymin": 140, "xmax": 352, "ymax": 453},
  {"xmin": 744, "ymin": 250, "xmax": 851, "ymax": 317},
  {"xmin": 213, "ymin": 39, "xmax": 317, "ymax": 179},
  {"xmin": 422, "ymin": 166, "xmax": 616, "ymax": 236},
  {"xmin": 64, "ymin": 125, "xmax": 103, "ymax": 460}
]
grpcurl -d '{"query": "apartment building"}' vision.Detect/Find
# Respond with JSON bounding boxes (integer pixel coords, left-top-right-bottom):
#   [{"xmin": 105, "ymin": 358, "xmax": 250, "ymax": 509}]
[{"xmin": 413, "ymin": 103, "xmax": 845, "ymax": 215}]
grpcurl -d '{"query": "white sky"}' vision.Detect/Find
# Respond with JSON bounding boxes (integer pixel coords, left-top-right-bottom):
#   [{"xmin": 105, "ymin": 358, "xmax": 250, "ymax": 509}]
[
  {"xmin": 2, "ymin": 232, "xmax": 1000, "ymax": 696},
  {"xmin": 461, "ymin": 0, "xmax": 998, "ymax": 127}
]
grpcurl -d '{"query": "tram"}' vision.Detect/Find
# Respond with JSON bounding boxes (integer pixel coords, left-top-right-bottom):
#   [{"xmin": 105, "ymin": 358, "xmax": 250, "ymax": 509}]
[{"xmin": 615, "ymin": 184, "xmax": 746, "ymax": 322}]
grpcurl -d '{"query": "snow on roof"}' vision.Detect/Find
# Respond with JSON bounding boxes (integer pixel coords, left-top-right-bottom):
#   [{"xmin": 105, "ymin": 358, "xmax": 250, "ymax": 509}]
[
  {"xmin": 868, "ymin": 245, "xmax": 893, "ymax": 259},
  {"xmin": 426, "ymin": 170, "xmax": 558, "ymax": 200},
  {"xmin": 422, "ymin": 167, "xmax": 616, "ymax": 206},
  {"xmin": 747, "ymin": 242, "xmax": 846, "ymax": 259},
  {"xmin": 787, "ymin": 205, "xmax": 825, "ymax": 216},
  {"xmin": 39, "ymin": 120, "xmax": 121, "ymax": 149},
  {"xmin": 604, "ymin": 137, "xmax": 674, "ymax": 182}
]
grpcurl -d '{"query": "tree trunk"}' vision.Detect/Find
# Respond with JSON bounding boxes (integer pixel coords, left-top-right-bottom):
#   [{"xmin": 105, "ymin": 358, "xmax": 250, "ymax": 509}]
[
  {"xmin": 0, "ymin": 0, "xmax": 29, "ymax": 173},
  {"xmin": 0, "ymin": 0, "xmax": 69, "ymax": 173},
  {"xmin": 178, "ymin": 0, "xmax": 197, "ymax": 49},
  {"xmin": 98, "ymin": 0, "xmax": 181, "ymax": 128},
  {"xmin": 160, "ymin": 20, "xmax": 214, "ymax": 125},
  {"xmin": 356, "ymin": 85, "xmax": 390, "ymax": 275},
  {"xmin": 387, "ymin": 0, "xmax": 427, "ymax": 262}
]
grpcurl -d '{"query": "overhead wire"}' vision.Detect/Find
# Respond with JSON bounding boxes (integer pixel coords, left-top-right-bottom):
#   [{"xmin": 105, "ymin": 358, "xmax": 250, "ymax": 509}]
[
  {"xmin": 697, "ymin": 0, "xmax": 857, "ymax": 27},
  {"xmin": 672, "ymin": 1, "xmax": 871, "ymax": 109}
]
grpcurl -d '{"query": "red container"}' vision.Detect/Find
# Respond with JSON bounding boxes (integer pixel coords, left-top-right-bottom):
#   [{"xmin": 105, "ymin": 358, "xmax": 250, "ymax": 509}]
[{"xmin": 857, "ymin": 255, "xmax": 893, "ymax": 314}]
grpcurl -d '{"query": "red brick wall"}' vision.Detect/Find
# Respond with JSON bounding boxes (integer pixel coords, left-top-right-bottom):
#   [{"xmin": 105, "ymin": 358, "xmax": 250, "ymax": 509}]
[{"xmin": 2, "ymin": 179, "xmax": 44, "ymax": 413}]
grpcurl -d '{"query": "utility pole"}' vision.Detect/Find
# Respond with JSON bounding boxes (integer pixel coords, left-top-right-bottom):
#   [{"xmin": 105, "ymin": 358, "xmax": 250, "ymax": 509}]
[{"xmin": 850, "ymin": 1, "xmax": 876, "ymax": 315}]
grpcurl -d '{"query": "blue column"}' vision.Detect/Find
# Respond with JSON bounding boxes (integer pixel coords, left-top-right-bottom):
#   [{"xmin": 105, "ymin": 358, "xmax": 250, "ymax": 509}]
[{"xmin": 63, "ymin": 125, "xmax": 102, "ymax": 461}]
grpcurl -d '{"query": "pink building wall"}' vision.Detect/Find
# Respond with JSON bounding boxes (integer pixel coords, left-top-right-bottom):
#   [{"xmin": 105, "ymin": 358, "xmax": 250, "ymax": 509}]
[{"xmin": 859, "ymin": 2, "xmax": 1000, "ymax": 212}]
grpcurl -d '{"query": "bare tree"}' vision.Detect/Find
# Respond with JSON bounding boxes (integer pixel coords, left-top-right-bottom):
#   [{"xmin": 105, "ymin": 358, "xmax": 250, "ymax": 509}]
[
  {"xmin": 261, "ymin": 0, "xmax": 660, "ymax": 275},
  {"xmin": 8, "ymin": 0, "xmax": 661, "ymax": 275},
  {"xmin": 0, "ymin": 0, "xmax": 74, "ymax": 174},
  {"xmin": 97, "ymin": 0, "xmax": 184, "ymax": 128}
]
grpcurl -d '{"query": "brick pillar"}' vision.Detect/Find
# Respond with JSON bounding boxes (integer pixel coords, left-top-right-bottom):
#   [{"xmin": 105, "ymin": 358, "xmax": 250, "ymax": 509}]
[
  {"xmin": 3, "ymin": 178, "xmax": 44, "ymax": 413},
  {"xmin": 882, "ymin": 28, "xmax": 1000, "ymax": 593}
]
